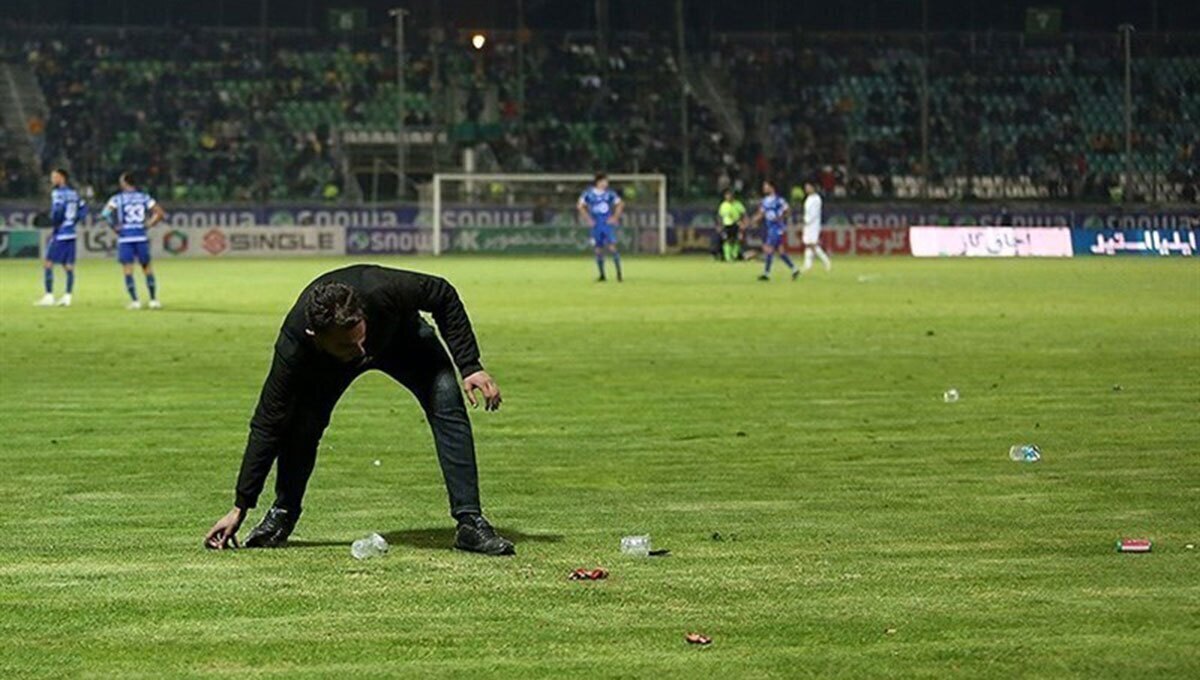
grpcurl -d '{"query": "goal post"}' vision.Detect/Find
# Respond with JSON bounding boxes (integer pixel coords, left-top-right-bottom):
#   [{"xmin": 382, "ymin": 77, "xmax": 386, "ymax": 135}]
[{"xmin": 430, "ymin": 173, "xmax": 668, "ymax": 256}]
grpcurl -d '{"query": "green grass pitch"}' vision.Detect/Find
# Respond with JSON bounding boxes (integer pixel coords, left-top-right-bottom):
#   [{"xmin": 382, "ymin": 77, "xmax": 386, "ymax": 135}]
[{"xmin": 1, "ymin": 255, "xmax": 1197, "ymax": 678}]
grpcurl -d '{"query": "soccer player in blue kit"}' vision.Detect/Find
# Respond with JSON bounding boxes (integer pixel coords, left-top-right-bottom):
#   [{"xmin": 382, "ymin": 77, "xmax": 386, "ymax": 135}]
[
  {"xmin": 34, "ymin": 168, "xmax": 87, "ymax": 307},
  {"xmin": 751, "ymin": 180, "xmax": 800, "ymax": 281},
  {"xmin": 577, "ymin": 173, "xmax": 625, "ymax": 282},
  {"xmin": 101, "ymin": 172, "xmax": 166, "ymax": 309}
]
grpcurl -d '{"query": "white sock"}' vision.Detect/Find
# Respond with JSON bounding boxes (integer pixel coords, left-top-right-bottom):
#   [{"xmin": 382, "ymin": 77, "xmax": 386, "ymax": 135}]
[
  {"xmin": 803, "ymin": 248, "xmax": 814, "ymax": 272},
  {"xmin": 814, "ymin": 245, "xmax": 831, "ymax": 270}
]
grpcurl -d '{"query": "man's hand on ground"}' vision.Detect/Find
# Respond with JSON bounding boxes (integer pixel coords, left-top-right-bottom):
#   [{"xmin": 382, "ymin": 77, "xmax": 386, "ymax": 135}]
[
  {"xmin": 204, "ymin": 507, "xmax": 246, "ymax": 550},
  {"xmin": 463, "ymin": 370, "xmax": 502, "ymax": 411}
]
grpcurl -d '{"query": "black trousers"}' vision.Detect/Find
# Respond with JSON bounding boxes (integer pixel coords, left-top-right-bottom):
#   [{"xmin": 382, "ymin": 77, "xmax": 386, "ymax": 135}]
[{"xmin": 272, "ymin": 322, "xmax": 482, "ymax": 518}]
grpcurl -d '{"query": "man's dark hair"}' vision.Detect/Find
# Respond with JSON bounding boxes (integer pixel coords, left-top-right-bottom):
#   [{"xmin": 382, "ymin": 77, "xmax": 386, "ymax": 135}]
[
  {"xmin": 53, "ymin": 168, "xmax": 69, "ymax": 182},
  {"xmin": 305, "ymin": 282, "xmax": 365, "ymax": 332},
  {"xmin": 594, "ymin": 172, "xmax": 607, "ymax": 183},
  {"xmin": 120, "ymin": 171, "xmax": 137, "ymax": 186}
]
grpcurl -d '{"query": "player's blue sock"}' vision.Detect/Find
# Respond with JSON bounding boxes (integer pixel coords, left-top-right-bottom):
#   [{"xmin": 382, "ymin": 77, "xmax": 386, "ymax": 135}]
[
  {"xmin": 596, "ymin": 254, "xmax": 606, "ymax": 278},
  {"xmin": 44, "ymin": 268, "xmax": 53, "ymax": 294},
  {"xmin": 65, "ymin": 269, "xmax": 75, "ymax": 294},
  {"xmin": 612, "ymin": 252, "xmax": 622, "ymax": 279},
  {"xmin": 146, "ymin": 274, "xmax": 157, "ymax": 300},
  {"xmin": 124, "ymin": 274, "xmax": 138, "ymax": 301},
  {"xmin": 764, "ymin": 253, "xmax": 774, "ymax": 275},
  {"xmin": 779, "ymin": 253, "xmax": 797, "ymax": 271}
]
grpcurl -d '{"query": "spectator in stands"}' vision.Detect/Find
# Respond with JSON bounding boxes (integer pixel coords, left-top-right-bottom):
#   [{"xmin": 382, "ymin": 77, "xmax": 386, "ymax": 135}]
[{"xmin": 8, "ymin": 26, "xmax": 1197, "ymax": 204}]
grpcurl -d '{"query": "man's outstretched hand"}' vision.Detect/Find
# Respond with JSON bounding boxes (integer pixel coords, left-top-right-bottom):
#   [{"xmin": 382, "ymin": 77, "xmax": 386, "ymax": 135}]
[
  {"xmin": 204, "ymin": 507, "xmax": 246, "ymax": 550},
  {"xmin": 463, "ymin": 370, "xmax": 502, "ymax": 411}
]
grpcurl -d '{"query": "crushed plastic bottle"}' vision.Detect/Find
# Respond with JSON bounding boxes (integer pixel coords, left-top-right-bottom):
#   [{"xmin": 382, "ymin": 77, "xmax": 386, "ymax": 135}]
[
  {"xmin": 943, "ymin": 388, "xmax": 960, "ymax": 403},
  {"xmin": 1009, "ymin": 444, "xmax": 1041, "ymax": 463},
  {"xmin": 620, "ymin": 535, "xmax": 651, "ymax": 557},
  {"xmin": 351, "ymin": 533, "xmax": 389, "ymax": 560}
]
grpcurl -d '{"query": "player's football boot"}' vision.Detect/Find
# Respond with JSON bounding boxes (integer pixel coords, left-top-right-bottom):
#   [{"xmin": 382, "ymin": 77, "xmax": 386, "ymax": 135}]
[
  {"xmin": 243, "ymin": 506, "xmax": 299, "ymax": 548},
  {"xmin": 127, "ymin": 300, "xmax": 142, "ymax": 310},
  {"xmin": 596, "ymin": 275, "xmax": 607, "ymax": 282},
  {"xmin": 56, "ymin": 294, "xmax": 72, "ymax": 307},
  {"xmin": 791, "ymin": 269, "xmax": 800, "ymax": 281},
  {"xmin": 454, "ymin": 514, "xmax": 515, "ymax": 556},
  {"xmin": 757, "ymin": 274, "xmax": 770, "ymax": 281},
  {"xmin": 148, "ymin": 299, "xmax": 162, "ymax": 309},
  {"xmin": 34, "ymin": 293, "xmax": 54, "ymax": 306}
]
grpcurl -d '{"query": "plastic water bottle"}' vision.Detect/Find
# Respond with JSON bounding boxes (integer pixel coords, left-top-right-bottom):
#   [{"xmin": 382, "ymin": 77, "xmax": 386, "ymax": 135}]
[
  {"xmin": 1009, "ymin": 444, "xmax": 1041, "ymax": 463},
  {"xmin": 620, "ymin": 535, "xmax": 651, "ymax": 557},
  {"xmin": 943, "ymin": 388, "xmax": 960, "ymax": 403},
  {"xmin": 351, "ymin": 533, "xmax": 389, "ymax": 560}
]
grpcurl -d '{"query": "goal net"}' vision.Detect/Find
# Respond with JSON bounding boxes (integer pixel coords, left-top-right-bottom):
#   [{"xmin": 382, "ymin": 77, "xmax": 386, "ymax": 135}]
[{"xmin": 428, "ymin": 173, "xmax": 668, "ymax": 256}]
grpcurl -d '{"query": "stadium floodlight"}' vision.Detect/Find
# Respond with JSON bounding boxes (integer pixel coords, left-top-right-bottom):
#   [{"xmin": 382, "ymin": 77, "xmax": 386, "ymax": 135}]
[
  {"xmin": 1118, "ymin": 23, "xmax": 1135, "ymax": 203},
  {"xmin": 471, "ymin": 33, "xmax": 487, "ymax": 50},
  {"xmin": 430, "ymin": 173, "xmax": 669, "ymax": 256}
]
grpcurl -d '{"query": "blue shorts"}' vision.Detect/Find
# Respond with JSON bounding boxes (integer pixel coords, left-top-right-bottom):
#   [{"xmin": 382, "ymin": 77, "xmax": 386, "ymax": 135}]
[
  {"xmin": 765, "ymin": 226, "xmax": 786, "ymax": 248},
  {"xmin": 46, "ymin": 238, "xmax": 77, "ymax": 265},
  {"xmin": 118, "ymin": 240, "xmax": 152, "ymax": 266},
  {"xmin": 591, "ymin": 224, "xmax": 616, "ymax": 248}
]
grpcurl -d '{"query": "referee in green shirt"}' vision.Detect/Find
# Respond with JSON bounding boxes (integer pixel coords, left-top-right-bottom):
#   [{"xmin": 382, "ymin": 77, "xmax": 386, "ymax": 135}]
[{"xmin": 717, "ymin": 189, "xmax": 748, "ymax": 262}]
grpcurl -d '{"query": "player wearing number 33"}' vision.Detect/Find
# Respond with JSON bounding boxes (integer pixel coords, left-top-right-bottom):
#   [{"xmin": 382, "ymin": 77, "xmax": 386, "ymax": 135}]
[{"xmin": 100, "ymin": 171, "xmax": 166, "ymax": 309}]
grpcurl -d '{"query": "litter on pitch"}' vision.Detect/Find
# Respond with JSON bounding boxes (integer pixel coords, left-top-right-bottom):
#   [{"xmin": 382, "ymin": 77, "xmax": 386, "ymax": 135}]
[
  {"xmin": 351, "ymin": 533, "xmax": 389, "ymax": 560},
  {"xmin": 685, "ymin": 633, "xmax": 712, "ymax": 646},
  {"xmin": 1009, "ymin": 444, "xmax": 1041, "ymax": 462},
  {"xmin": 568, "ymin": 568, "xmax": 609, "ymax": 581},
  {"xmin": 620, "ymin": 535, "xmax": 651, "ymax": 557},
  {"xmin": 1116, "ymin": 539, "xmax": 1152, "ymax": 553}
]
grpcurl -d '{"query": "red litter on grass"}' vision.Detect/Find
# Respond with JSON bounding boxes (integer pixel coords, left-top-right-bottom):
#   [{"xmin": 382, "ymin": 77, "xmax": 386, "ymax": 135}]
[
  {"xmin": 685, "ymin": 633, "xmax": 712, "ymax": 646},
  {"xmin": 568, "ymin": 568, "xmax": 609, "ymax": 581},
  {"xmin": 1117, "ymin": 539, "xmax": 1152, "ymax": 553}
]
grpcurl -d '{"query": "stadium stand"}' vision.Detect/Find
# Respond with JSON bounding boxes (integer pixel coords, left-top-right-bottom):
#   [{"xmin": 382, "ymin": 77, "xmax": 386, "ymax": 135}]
[{"xmin": 3, "ymin": 26, "xmax": 1197, "ymax": 202}]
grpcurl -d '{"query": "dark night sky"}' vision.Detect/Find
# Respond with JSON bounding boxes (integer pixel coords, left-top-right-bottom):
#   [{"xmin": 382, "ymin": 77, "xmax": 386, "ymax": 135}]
[{"xmin": 2, "ymin": 0, "xmax": 1197, "ymax": 33}]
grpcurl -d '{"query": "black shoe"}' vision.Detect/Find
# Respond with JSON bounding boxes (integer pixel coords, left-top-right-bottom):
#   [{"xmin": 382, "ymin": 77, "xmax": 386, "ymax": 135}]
[
  {"xmin": 596, "ymin": 275, "xmax": 607, "ymax": 282},
  {"xmin": 791, "ymin": 269, "xmax": 801, "ymax": 281},
  {"xmin": 616, "ymin": 272, "xmax": 623, "ymax": 282},
  {"xmin": 244, "ymin": 506, "xmax": 298, "ymax": 548},
  {"xmin": 454, "ymin": 515, "xmax": 515, "ymax": 556},
  {"xmin": 758, "ymin": 274, "xmax": 770, "ymax": 281}
]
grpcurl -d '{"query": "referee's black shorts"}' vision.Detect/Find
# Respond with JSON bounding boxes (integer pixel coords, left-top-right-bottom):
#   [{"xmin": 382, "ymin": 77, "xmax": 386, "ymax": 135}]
[{"xmin": 721, "ymin": 225, "xmax": 739, "ymax": 241}]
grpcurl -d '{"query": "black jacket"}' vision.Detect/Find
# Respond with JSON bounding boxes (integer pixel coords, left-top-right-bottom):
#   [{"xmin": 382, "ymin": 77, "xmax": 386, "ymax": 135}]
[{"xmin": 233, "ymin": 265, "xmax": 483, "ymax": 509}]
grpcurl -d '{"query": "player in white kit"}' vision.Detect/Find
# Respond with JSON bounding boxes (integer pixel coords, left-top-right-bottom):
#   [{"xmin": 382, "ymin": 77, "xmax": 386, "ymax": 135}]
[{"xmin": 801, "ymin": 181, "xmax": 831, "ymax": 273}]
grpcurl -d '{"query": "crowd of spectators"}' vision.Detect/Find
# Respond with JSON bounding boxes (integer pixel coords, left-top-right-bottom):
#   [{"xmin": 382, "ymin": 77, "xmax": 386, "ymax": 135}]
[
  {"xmin": 2, "ymin": 25, "xmax": 1196, "ymax": 203},
  {"xmin": 706, "ymin": 32, "xmax": 1198, "ymax": 202},
  {"xmin": 484, "ymin": 37, "xmax": 726, "ymax": 196},
  {"xmin": 16, "ymin": 29, "xmax": 355, "ymax": 201}
]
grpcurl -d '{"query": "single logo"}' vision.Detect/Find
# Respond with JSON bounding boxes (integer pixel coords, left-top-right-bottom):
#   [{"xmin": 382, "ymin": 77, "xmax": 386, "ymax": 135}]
[{"xmin": 203, "ymin": 228, "xmax": 228, "ymax": 255}]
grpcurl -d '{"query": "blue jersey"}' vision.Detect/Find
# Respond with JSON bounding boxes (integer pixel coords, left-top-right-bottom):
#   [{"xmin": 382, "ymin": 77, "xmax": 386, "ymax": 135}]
[
  {"xmin": 103, "ymin": 190, "xmax": 158, "ymax": 243},
  {"xmin": 50, "ymin": 186, "xmax": 87, "ymax": 241},
  {"xmin": 578, "ymin": 187, "xmax": 622, "ymax": 226},
  {"xmin": 760, "ymin": 195, "xmax": 789, "ymax": 230}
]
